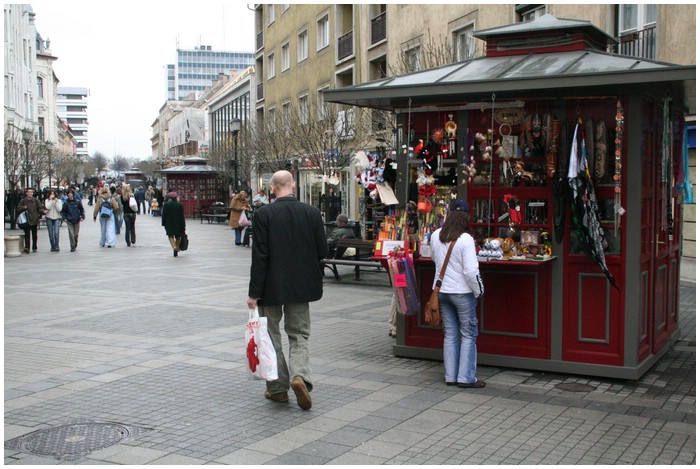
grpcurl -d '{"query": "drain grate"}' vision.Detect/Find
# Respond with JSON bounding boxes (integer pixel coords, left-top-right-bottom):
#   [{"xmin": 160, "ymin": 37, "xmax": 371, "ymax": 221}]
[
  {"xmin": 5, "ymin": 421, "xmax": 148, "ymax": 461},
  {"xmin": 555, "ymin": 382, "xmax": 596, "ymax": 392}
]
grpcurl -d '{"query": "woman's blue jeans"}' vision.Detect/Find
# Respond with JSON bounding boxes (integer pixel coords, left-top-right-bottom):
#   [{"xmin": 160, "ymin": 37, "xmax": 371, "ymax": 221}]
[
  {"xmin": 45, "ymin": 218, "xmax": 61, "ymax": 250},
  {"xmin": 439, "ymin": 292, "xmax": 479, "ymax": 384}
]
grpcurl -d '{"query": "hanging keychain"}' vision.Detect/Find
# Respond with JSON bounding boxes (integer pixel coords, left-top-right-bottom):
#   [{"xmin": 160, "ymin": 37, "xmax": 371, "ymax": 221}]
[{"xmin": 614, "ymin": 99, "xmax": 625, "ymax": 237}]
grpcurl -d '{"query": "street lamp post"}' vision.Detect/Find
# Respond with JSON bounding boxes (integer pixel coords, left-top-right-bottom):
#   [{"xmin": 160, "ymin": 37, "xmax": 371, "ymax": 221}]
[
  {"xmin": 229, "ymin": 118, "xmax": 241, "ymax": 192},
  {"xmin": 21, "ymin": 128, "xmax": 32, "ymax": 189}
]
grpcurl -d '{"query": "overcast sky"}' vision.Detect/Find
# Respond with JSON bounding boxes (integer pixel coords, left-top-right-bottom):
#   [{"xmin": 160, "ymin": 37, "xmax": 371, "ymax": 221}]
[{"xmin": 30, "ymin": 1, "xmax": 256, "ymax": 161}]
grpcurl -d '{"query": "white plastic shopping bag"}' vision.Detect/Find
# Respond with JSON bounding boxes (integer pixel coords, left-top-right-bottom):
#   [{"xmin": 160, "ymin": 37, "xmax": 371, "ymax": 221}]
[{"xmin": 244, "ymin": 308, "xmax": 278, "ymax": 380}]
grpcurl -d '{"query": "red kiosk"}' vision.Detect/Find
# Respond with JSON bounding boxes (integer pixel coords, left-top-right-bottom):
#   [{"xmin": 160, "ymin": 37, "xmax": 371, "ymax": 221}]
[
  {"xmin": 325, "ymin": 15, "xmax": 695, "ymax": 379},
  {"xmin": 159, "ymin": 157, "xmax": 223, "ymax": 218}
]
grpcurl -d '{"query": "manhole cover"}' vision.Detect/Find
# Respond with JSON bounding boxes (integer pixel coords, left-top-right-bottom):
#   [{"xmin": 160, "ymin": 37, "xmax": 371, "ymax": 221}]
[
  {"xmin": 555, "ymin": 382, "xmax": 596, "ymax": 392},
  {"xmin": 5, "ymin": 421, "xmax": 147, "ymax": 461}
]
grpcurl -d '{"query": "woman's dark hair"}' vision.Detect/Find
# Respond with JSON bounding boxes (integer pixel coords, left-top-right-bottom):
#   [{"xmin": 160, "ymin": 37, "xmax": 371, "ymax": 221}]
[{"xmin": 438, "ymin": 210, "xmax": 470, "ymax": 243}]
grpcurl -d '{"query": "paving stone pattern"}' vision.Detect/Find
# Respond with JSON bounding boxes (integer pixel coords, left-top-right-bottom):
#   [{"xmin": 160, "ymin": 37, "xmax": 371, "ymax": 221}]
[{"xmin": 4, "ymin": 213, "xmax": 695, "ymax": 464}]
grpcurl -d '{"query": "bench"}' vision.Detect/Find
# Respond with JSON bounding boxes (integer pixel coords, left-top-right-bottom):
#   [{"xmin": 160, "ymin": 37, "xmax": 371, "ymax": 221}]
[
  {"xmin": 199, "ymin": 204, "xmax": 230, "ymax": 224},
  {"xmin": 321, "ymin": 238, "xmax": 382, "ymax": 281}
]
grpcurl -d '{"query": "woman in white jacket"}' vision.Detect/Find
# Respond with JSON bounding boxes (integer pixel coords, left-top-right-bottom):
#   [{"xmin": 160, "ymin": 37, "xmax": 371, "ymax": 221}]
[
  {"xmin": 44, "ymin": 190, "xmax": 64, "ymax": 252},
  {"xmin": 430, "ymin": 198, "xmax": 485, "ymax": 388}
]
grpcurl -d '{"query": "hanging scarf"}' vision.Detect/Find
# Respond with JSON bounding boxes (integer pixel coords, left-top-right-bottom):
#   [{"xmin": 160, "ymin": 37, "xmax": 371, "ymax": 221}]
[
  {"xmin": 568, "ymin": 121, "xmax": 617, "ymax": 288},
  {"xmin": 677, "ymin": 123, "xmax": 695, "ymax": 204},
  {"xmin": 661, "ymin": 97, "xmax": 673, "ymax": 233}
]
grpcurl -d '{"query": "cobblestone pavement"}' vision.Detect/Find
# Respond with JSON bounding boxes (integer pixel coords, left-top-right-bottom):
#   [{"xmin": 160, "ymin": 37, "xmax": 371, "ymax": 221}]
[{"xmin": 4, "ymin": 212, "xmax": 695, "ymax": 464}]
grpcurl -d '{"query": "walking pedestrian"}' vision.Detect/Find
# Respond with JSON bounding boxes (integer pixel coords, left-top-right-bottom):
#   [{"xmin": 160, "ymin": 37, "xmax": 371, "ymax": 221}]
[
  {"xmin": 121, "ymin": 184, "xmax": 137, "ymax": 247},
  {"xmin": 145, "ymin": 186, "xmax": 154, "ymax": 214},
  {"xmin": 93, "ymin": 186, "xmax": 118, "ymax": 248},
  {"xmin": 150, "ymin": 198, "xmax": 160, "ymax": 216},
  {"xmin": 161, "ymin": 191, "xmax": 186, "ymax": 257},
  {"xmin": 246, "ymin": 170, "xmax": 328, "ymax": 410},
  {"xmin": 16, "ymin": 188, "xmax": 43, "ymax": 253},
  {"xmin": 43, "ymin": 189, "xmax": 64, "ymax": 252},
  {"xmin": 110, "ymin": 186, "xmax": 123, "ymax": 235},
  {"xmin": 229, "ymin": 191, "xmax": 250, "ymax": 246},
  {"xmin": 61, "ymin": 189, "xmax": 85, "ymax": 252},
  {"xmin": 430, "ymin": 198, "xmax": 485, "ymax": 388},
  {"xmin": 135, "ymin": 185, "xmax": 146, "ymax": 214}
]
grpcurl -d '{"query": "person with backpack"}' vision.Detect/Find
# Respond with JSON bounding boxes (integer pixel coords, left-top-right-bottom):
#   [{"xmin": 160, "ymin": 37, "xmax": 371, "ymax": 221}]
[
  {"xmin": 61, "ymin": 188, "xmax": 85, "ymax": 252},
  {"xmin": 93, "ymin": 186, "xmax": 119, "ymax": 248},
  {"xmin": 110, "ymin": 186, "xmax": 123, "ymax": 235}
]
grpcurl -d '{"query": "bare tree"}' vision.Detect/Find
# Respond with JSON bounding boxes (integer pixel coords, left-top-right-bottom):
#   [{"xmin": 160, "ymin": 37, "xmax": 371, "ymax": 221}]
[
  {"xmin": 110, "ymin": 155, "xmax": 130, "ymax": 177},
  {"xmin": 92, "ymin": 152, "xmax": 109, "ymax": 174},
  {"xmin": 4, "ymin": 126, "xmax": 24, "ymax": 190},
  {"xmin": 136, "ymin": 160, "xmax": 160, "ymax": 182},
  {"xmin": 388, "ymin": 29, "xmax": 456, "ymax": 76},
  {"xmin": 243, "ymin": 116, "xmax": 299, "ymax": 177},
  {"xmin": 292, "ymin": 100, "xmax": 376, "ymax": 181}
]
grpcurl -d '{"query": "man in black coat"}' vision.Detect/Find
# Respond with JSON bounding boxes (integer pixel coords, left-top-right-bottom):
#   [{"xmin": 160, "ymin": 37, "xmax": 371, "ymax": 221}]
[
  {"xmin": 247, "ymin": 170, "xmax": 328, "ymax": 410},
  {"xmin": 161, "ymin": 191, "xmax": 186, "ymax": 257}
]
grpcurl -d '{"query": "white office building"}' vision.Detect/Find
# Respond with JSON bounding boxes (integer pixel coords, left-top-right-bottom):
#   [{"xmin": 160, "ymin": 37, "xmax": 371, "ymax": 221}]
[
  {"xmin": 56, "ymin": 87, "xmax": 89, "ymax": 159},
  {"xmin": 166, "ymin": 45, "xmax": 254, "ymax": 100}
]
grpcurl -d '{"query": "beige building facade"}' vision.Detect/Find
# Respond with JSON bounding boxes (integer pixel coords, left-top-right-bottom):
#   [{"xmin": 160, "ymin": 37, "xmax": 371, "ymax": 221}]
[{"xmin": 255, "ymin": 4, "xmax": 695, "ymax": 260}]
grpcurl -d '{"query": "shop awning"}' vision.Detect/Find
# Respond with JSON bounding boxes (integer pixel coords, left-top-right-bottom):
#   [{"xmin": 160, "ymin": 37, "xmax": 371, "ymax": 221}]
[
  {"xmin": 324, "ymin": 14, "xmax": 695, "ymax": 110},
  {"xmin": 324, "ymin": 51, "xmax": 695, "ymax": 110}
]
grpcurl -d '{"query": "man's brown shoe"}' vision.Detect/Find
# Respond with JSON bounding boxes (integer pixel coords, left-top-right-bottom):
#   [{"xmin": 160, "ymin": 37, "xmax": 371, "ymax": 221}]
[
  {"xmin": 264, "ymin": 390, "xmax": 289, "ymax": 403},
  {"xmin": 291, "ymin": 376, "xmax": 312, "ymax": 410}
]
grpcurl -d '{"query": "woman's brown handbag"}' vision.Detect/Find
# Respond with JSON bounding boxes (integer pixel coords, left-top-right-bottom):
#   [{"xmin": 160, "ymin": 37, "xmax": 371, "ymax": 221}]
[{"xmin": 423, "ymin": 240, "xmax": 457, "ymax": 327}]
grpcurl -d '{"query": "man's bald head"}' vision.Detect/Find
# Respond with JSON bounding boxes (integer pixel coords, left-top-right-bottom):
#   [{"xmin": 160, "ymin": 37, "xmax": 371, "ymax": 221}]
[{"xmin": 271, "ymin": 170, "xmax": 295, "ymax": 197}]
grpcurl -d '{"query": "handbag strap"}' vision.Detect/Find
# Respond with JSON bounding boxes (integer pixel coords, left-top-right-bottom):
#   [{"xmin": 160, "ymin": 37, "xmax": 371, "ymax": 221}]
[{"xmin": 435, "ymin": 240, "xmax": 457, "ymax": 288}]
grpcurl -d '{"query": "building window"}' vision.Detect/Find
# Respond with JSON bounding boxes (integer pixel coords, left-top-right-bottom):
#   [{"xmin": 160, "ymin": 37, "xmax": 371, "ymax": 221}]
[
  {"xmin": 454, "ymin": 26, "xmax": 475, "ymax": 61},
  {"xmin": 282, "ymin": 101, "xmax": 291, "ymax": 133},
  {"xmin": 298, "ymin": 30, "xmax": 309, "ymax": 62},
  {"xmin": 37, "ymin": 77, "xmax": 44, "ymax": 98},
  {"xmin": 299, "ymin": 94, "xmax": 309, "ymax": 125},
  {"xmin": 38, "ymin": 117, "xmax": 45, "ymax": 141},
  {"xmin": 617, "ymin": 4, "xmax": 657, "ymax": 60},
  {"xmin": 268, "ymin": 5, "xmax": 275, "ymax": 25},
  {"xmin": 516, "ymin": 5, "xmax": 546, "ymax": 22},
  {"xmin": 620, "ymin": 4, "xmax": 657, "ymax": 33},
  {"xmin": 317, "ymin": 14, "xmax": 330, "ymax": 50},
  {"xmin": 317, "ymin": 86, "xmax": 330, "ymax": 121},
  {"xmin": 268, "ymin": 107, "xmax": 276, "ymax": 132},
  {"xmin": 404, "ymin": 46, "xmax": 421, "ymax": 72},
  {"xmin": 267, "ymin": 52, "xmax": 275, "ymax": 79},
  {"xmin": 281, "ymin": 42, "xmax": 290, "ymax": 71}
]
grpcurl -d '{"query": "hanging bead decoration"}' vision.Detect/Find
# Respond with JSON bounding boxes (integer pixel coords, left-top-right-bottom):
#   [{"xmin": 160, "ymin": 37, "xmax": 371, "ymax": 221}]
[{"xmin": 614, "ymin": 99, "xmax": 624, "ymax": 236}]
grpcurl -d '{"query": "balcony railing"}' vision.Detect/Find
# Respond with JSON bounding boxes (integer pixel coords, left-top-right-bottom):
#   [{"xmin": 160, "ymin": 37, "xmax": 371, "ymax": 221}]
[
  {"xmin": 256, "ymin": 31, "xmax": 264, "ymax": 51},
  {"xmin": 256, "ymin": 83, "xmax": 264, "ymax": 101},
  {"xmin": 371, "ymin": 11, "xmax": 386, "ymax": 45},
  {"xmin": 616, "ymin": 25, "xmax": 656, "ymax": 61},
  {"xmin": 337, "ymin": 31, "xmax": 353, "ymax": 61}
]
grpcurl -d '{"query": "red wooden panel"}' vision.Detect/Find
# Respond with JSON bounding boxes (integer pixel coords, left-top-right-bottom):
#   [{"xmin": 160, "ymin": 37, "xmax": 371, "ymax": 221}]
[
  {"xmin": 579, "ymin": 275, "xmax": 609, "ymax": 341},
  {"xmin": 563, "ymin": 259, "xmax": 624, "ymax": 365},
  {"xmin": 481, "ymin": 270, "xmax": 537, "ymax": 335},
  {"xmin": 477, "ymin": 263, "xmax": 551, "ymax": 359},
  {"xmin": 405, "ymin": 260, "xmax": 552, "ymax": 359}
]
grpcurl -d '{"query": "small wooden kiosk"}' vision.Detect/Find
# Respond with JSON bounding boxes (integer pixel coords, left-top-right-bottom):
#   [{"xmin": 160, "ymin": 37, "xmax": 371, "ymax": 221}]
[
  {"xmin": 159, "ymin": 157, "xmax": 222, "ymax": 218},
  {"xmin": 325, "ymin": 15, "xmax": 695, "ymax": 379}
]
